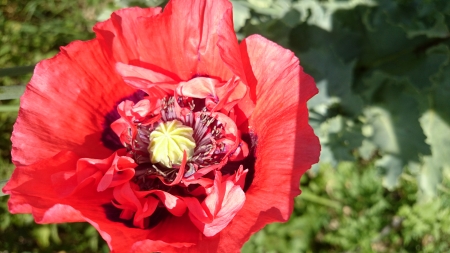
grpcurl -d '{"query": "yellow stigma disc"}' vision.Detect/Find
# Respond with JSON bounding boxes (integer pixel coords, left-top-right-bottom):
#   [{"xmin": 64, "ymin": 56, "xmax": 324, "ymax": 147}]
[{"xmin": 149, "ymin": 120, "xmax": 196, "ymax": 167}]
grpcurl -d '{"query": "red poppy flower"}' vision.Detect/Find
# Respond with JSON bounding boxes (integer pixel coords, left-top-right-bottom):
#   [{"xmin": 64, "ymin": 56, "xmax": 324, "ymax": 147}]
[{"xmin": 2, "ymin": 0, "xmax": 320, "ymax": 252}]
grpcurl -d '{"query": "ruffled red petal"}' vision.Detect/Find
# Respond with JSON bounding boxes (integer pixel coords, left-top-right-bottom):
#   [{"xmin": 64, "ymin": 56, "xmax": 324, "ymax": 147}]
[
  {"xmin": 206, "ymin": 34, "xmax": 320, "ymax": 252},
  {"xmin": 135, "ymin": 0, "xmax": 237, "ymax": 80},
  {"xmin": 12, "ymin": 39, "xmax": 136, "ymax": 166},
  {"xmin": 115, "ymin": 62, "xmax": 179, "ymax": 95},
  {"xmin": 94, "ymin": 7, "xmax": 163, "ymax": 64},
  {"xmin": 3, "ymin": 152, "xmax": 196, "ymax": 252},
  {"xmin": 217, "ymin": 8, "xmax": 249, "ymax": 85},
  {"xmin": 192, "ymin": 171, "xmax": 246, "ymax": 237},
  {"xmin": 3, "ymin": 152, "xmax": 112, "ymax": 224}
]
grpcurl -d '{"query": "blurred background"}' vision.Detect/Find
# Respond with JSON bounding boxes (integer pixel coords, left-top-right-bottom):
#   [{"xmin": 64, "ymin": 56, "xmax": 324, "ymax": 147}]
[{"xmin": 1, "ymin": 0, "xmax": 450, "ymax": 252}]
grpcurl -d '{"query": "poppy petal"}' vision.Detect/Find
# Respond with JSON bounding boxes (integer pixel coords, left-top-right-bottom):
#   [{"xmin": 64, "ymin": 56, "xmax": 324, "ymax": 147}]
[
  {"xmin": 150, "ymin": 190, "xmax": 187, "ymax": 217},
  {"xmin": 136, "ymin": 0, "xmax": 235, "ymax": 80},
  {"xmin": 12, "ymin": 39, "xmax": 136, "ymax": 166},
  {"xmin": 115, "ymin": 62, "xmax": 180, "ymax": 95},
  {"xmin": 94, "ymin": 7, "xmax": 163, "ymax": 64},
  {"xmin": 198, "ymin": 179, "xmax": 246, "ymax": 237},
  {"xmin": 2, "ymin": 151, "xmax": 198, "ymax": 252},
  {"xmin": 3, "ymin": 151, "xmax": 111, "ymax": 223},
  {"xmin": 202, "ymin": 34, "xmax": 320, "ymax": 252},
  {"xmin": 246, "ymin": 33, "xmax": 319, "ymax": 218},
  {"xmin": 217, "ymin": 8, "xmax": 248, "ymax": 85},
  {"xmin": 116, "ymin": 62, "xmax": 178, "ymax": 83}
]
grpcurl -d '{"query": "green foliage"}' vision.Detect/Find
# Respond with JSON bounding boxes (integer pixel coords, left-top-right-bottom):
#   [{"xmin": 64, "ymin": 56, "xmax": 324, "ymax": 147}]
[
  {"xmin": 2, "ymin": 0, "xmax": 450, "ymax": 252},
  {"xmin": 399, "ymin": 198, "xmax": 450, "ymax": 252},
  {"xmin": 0, "ymin": 0, "xmax": 103, "ymax": 69},
  {"xmin": 243, "ymin": 163, "xmax": 414, "ymax": 253},
  {"xmin": 238, "ymin": 0, "xmax": 450, "ymax": 251},
  {"xmin": 234, "ymin": 0, "xmax": 450, "ymax": 196},
  {"xmin": 0, "ymin": 0, "xmax": 112, "ymax": 252}
]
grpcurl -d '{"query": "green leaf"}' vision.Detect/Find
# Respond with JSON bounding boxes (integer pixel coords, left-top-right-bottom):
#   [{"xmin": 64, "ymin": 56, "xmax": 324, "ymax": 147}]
[
  {"xmin": 299, "ymin": 48, "xmax": 363, "ymax": 115},
  {"xmin": 308, "ymin": 80, "xmax": 334, "ymax": 110},
  {"xmin": 406, "ymin": 14, "xmax": 449, "ymax": 39},
  {"xmin": 418, "ymin": 156, "xmax": 442, "ymax": 199},
  {"xmin": 357, "ymin": 71, "xmax": 414, "ymax": 105},
  {"xmin": 0, "ymin": 179, "xmax": 8, "ymax": 197},
  {"xmin": 429, "ymin": 62, "xmax": 450, "ymax": 124},
  {"xmin": 328, "ymin": 122, "xmax": 363, "ymax": 162},
  {"xmin": 418, "ymin": 67, "xmax": 450, "ymax": 195},
  {"xmin": 243, "ymin": 15, "xmax": 292, "ymax": 47},
  {"xmin": 0, "ymin": 105, "xmax": 20, "ymax": 112},
  {"xmin": 0, "ymin": 85, "xmax": 26, "ymax": 100},
  {"xmin": 420, "ymin": 110, "xmax": 450, "ymax": 168},
  {"xmin": 378, "ymin": 0, "xmax": 450, "ymax": 39},
  {"xmin": 231, "ymin": 1, "xmax": 251, "ymax": 31},
  {"xmin": 360, "ymin": 9, "xmax": 428, "ymax": 68},
  {"xmin": 376, "ymin": 154, "xmax": 403, "ymax": 190},
  {"xmin": 0, "ymin": 65, "xmax": 34, "ymax": 77},
  {"xmin": 379, "ymin": 44, "xmax": 450, "ymax": 92},
  {"xmin": 358, "ymin": 139, "xmax": 377, "ymax": 160},
  {"xmin": 245, "ymin": 0, "xmax": 290, "ymax": 18},
  {"xmin": 290, "ymin": 10, "xmax": 364, "ymax": 62},
  {"xmin": 316, "ymin": 115, "xmax": 363, "ymax": 165},
  {"xmin": 313, "ymin": 145, "xmax": 337, "ymax": 169},
  {"xmin": 292, "ymin": 0, "xmax": 376, "ymax": 32},
  {"xmin": 364, "ymin": 85, "xmax": 430, "ymax": 162}
]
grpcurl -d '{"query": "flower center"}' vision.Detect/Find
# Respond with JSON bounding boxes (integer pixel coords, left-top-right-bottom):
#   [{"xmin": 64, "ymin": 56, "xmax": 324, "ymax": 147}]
[
  {"xmin": 148, "ymin": 120, "xmax": 196, "ymax": 167},
  {"xmin": 103, "ymin": 77, "xmax": 254, "ymax": 230}
]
